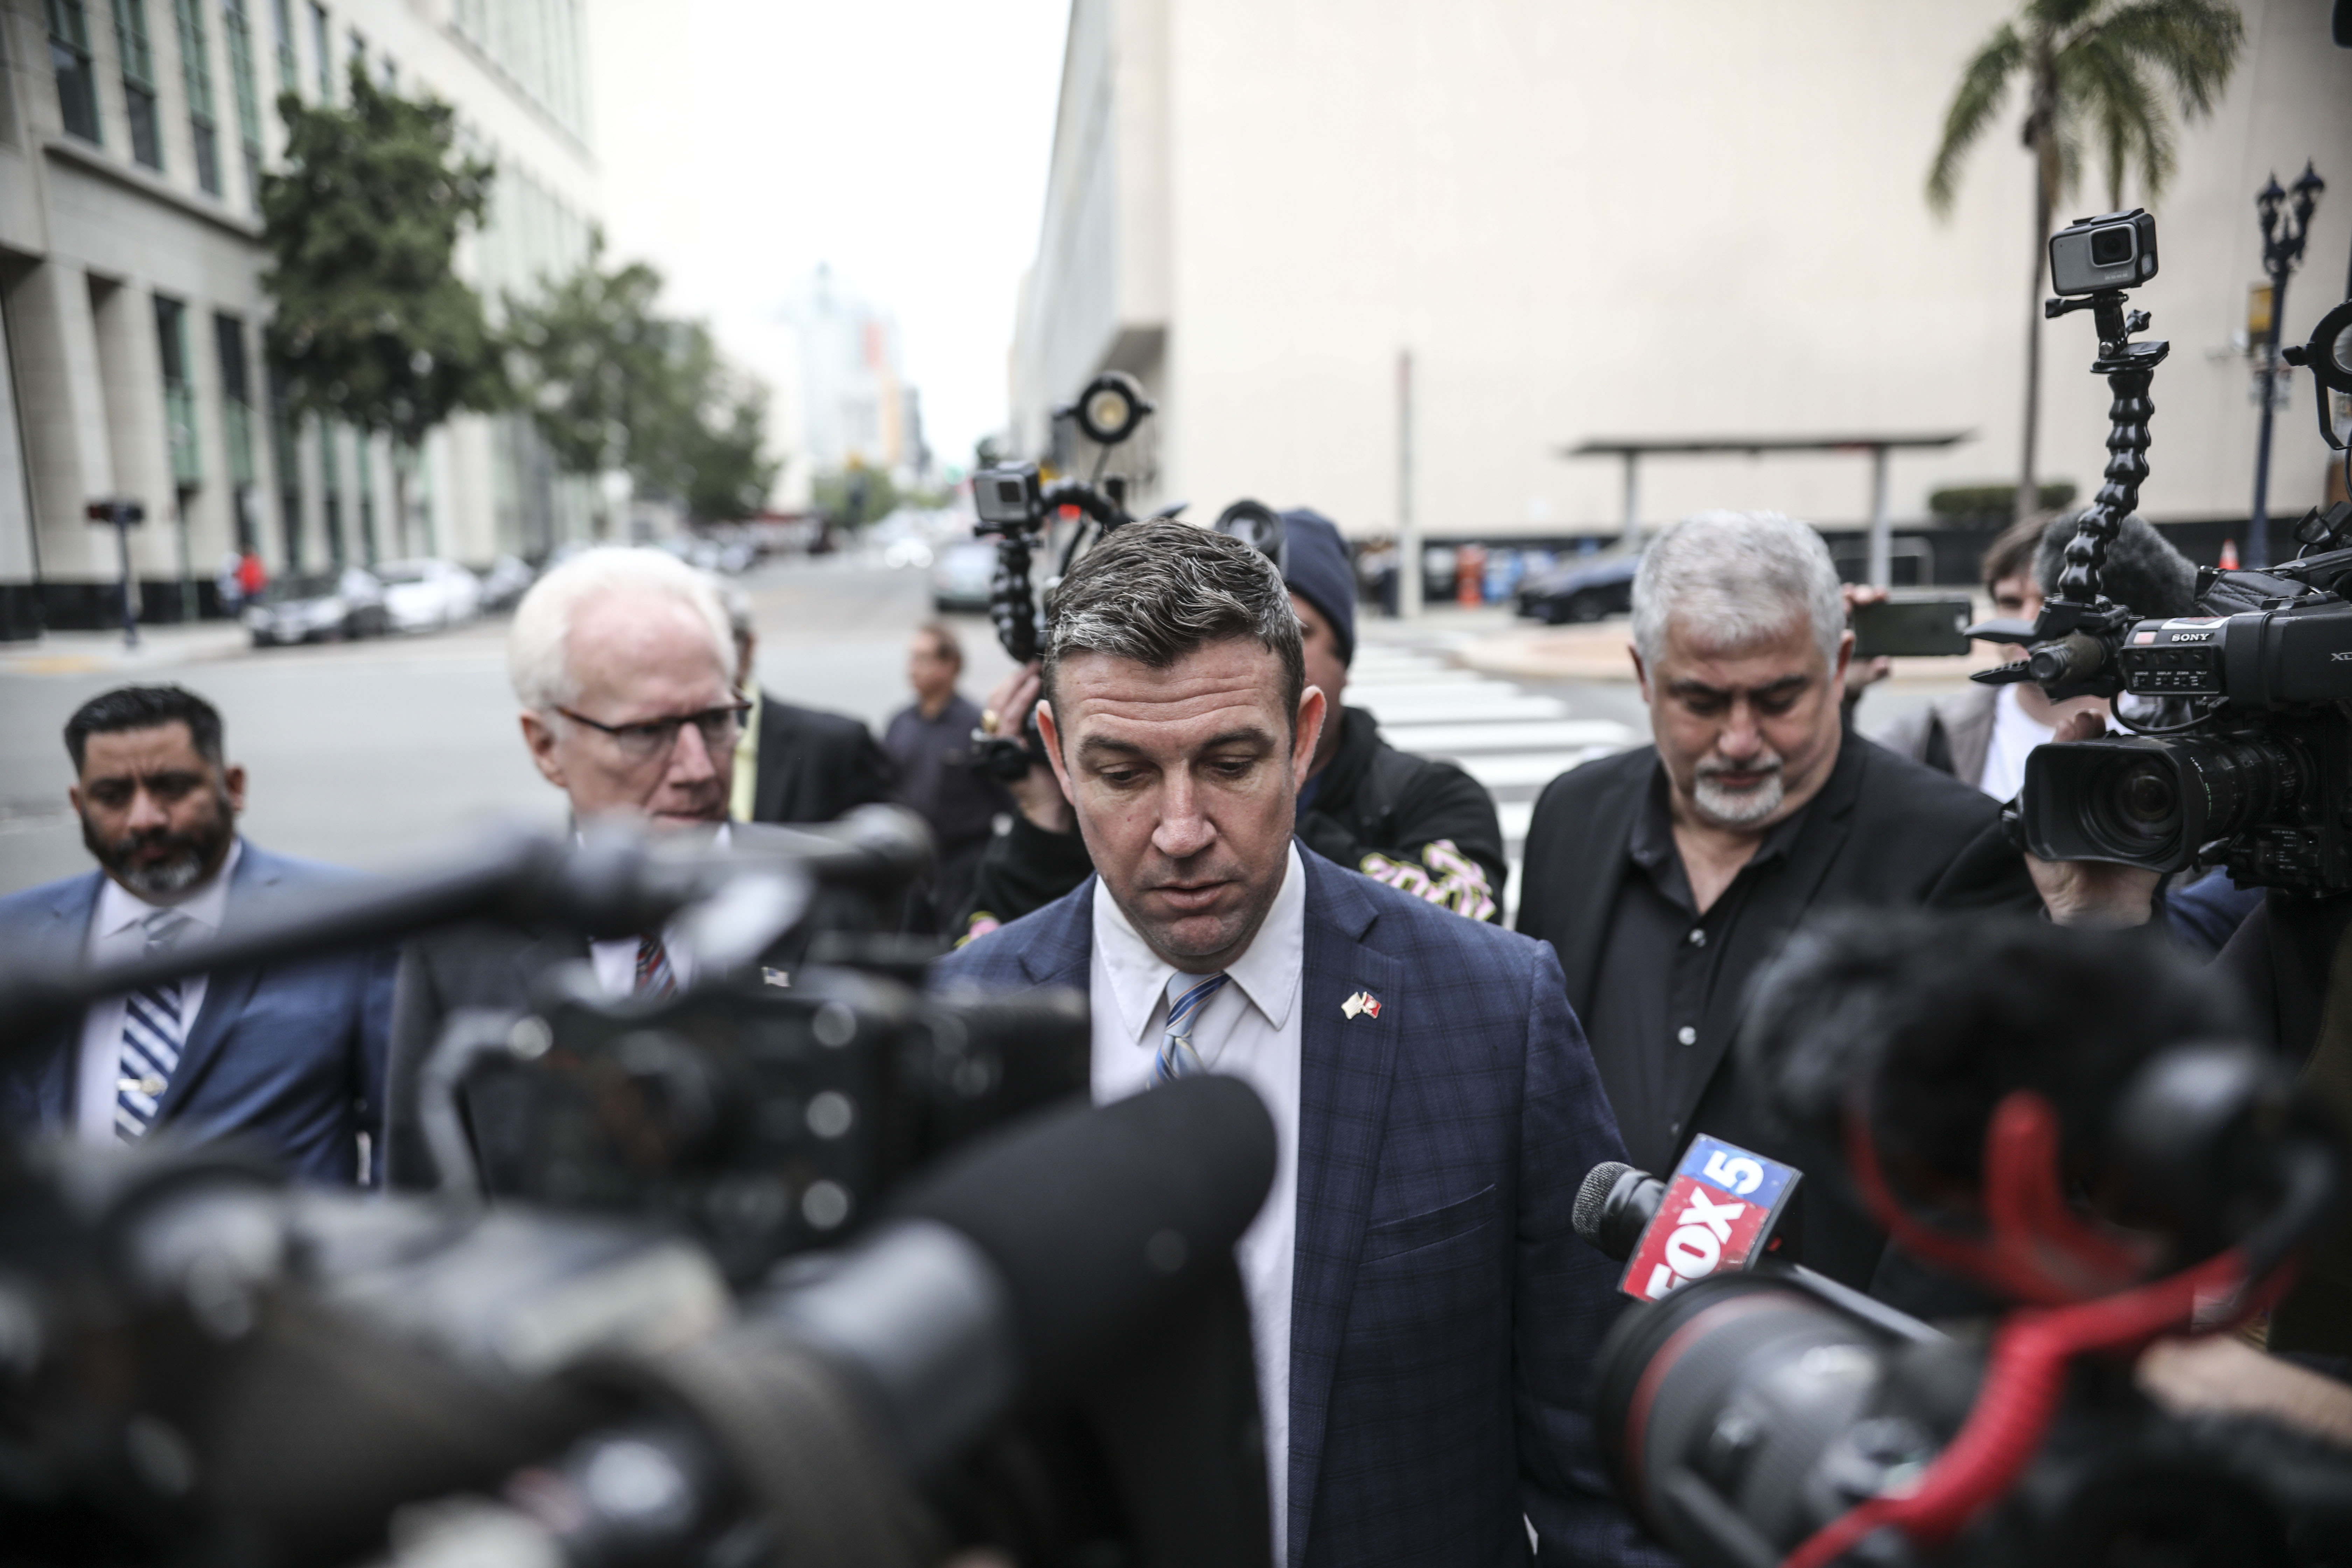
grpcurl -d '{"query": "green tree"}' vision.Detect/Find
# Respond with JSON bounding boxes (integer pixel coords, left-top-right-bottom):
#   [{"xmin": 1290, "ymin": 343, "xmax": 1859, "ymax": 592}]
[
  {"xmin": 260, "ymin": 64, "xmax": 507, "ymax": 559},
  {"xmin": 678, "ymin": 376, "xmax": 781, "ymax": 523},
  {"xmin": 1926, "ymin": 0, "xmax": 2241, "ymax": 530},
  {"xmin": 507, "ymin": 247, "xmax": 777, "ymax": 525},
  {"xmin": 812, "ymin": 461, "xmax": 899, "ymax": 532}
]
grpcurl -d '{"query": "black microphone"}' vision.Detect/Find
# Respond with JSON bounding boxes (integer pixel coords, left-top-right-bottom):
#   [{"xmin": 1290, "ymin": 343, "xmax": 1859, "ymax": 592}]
[
  {"xmin": 1572, "ymin": 1161, "xmax": 1666, "ymax": 1262},
  {"xmin": 1573, "ymin": 1140, "xmax": 1805, "ymax": 1302}
]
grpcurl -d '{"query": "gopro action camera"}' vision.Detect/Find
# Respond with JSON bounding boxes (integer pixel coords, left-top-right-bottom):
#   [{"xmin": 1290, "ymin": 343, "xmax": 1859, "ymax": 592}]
[{"xmin": 2049, "ymin": 208, "xmax": 2159, "ymax": 297}]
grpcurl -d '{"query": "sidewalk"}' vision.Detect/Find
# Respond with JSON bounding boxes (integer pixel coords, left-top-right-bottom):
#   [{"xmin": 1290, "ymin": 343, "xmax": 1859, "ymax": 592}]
[{"xmin": 0, "ymin": 621, "xmax": 251, "ymax": 677}]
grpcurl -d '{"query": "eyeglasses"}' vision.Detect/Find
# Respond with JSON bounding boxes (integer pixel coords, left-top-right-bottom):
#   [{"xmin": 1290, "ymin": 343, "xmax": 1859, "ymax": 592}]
[{"xmin": 555, "ymin": 699, "xmax": 753, "ymax": 764}]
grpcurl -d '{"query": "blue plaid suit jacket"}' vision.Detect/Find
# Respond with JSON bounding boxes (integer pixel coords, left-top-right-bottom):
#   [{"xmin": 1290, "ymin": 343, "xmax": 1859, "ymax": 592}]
[{"xmin": 933, "ymin": 846, "xmax": 1671, "ymax": 1568}]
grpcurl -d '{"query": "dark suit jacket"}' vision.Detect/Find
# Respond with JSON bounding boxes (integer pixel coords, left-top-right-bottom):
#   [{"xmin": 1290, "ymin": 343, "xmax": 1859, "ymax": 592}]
[
  {"xmin": 749, "ymin": 688, "xmax": 894, "ymax": 825},
  {"xmin": 1514, "ymin": 734, "xmax": 2041, "ymax": 1287},
  {"xmin": 933, "ymin": 850, "xmax": 1663, "ymax": 1568},
  {"xmin": 384, "ymin": 920, "xmax": 589, "ymax": 1192},
  {"xmin": 0, "ymin": 844, "xmax": 395, "ymax": 1185}
]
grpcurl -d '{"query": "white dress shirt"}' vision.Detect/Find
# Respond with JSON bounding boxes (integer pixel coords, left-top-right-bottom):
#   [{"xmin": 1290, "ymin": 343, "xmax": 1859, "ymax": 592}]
[
  {"xmin": 76, "ymin": 839, "xmax": 244, "ymax": 1143},
  {"xmin": 585, "ymin": 822, "xmax": 728, "ymax": 994},
  {"xmin": 1090, "ymin": 841, "xmax": 1306, "ymax": 1558}
]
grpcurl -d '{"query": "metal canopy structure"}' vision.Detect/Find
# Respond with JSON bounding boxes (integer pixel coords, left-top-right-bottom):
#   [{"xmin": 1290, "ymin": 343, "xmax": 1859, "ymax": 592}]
[{"xmin": 1559, "ymin": 430, "xmax": 1974, "ymax": 587}]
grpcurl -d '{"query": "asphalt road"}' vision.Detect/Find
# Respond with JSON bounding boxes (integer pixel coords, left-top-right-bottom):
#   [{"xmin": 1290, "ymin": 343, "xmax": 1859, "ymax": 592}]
[{"xmin": 0, "ymin": 558, "xmax": 1019, "ymax": 897}]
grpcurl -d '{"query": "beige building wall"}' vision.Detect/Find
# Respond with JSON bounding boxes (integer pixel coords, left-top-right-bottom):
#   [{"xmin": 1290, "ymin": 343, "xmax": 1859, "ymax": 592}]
[
  {"xmin": 1014, "ymin": 0, "xmax": 2352, "ymax": 542},
  {"xmin": 0, "ymin": 0, "xmax": 597, "ymax": 636}
]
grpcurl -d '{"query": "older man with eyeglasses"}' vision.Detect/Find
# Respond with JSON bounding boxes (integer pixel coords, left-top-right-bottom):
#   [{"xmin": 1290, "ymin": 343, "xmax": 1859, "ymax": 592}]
[{"xmin": 383, "ymin": 548, "xmax": 761, "ymax": 1191}]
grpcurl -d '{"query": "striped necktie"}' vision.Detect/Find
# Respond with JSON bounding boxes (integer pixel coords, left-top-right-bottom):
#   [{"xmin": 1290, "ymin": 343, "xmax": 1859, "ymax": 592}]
[
  {"xmin": 1154, "ymin": 971, "xmax": 1230, "ymax": 1083},
  {"xmin": 634, "ymin": 932, "xmax": 678, "ymax": 997},
  {"xmin": 115, "ymin": 910, "xmax": 195, "ymax": 1142}
]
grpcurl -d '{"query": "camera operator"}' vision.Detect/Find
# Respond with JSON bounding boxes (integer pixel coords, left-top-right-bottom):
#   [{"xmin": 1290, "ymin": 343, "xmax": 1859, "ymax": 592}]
[
  {"xmin": 0, "ymin": 685, "xmax": 392, "ymax": 1184},
  {"xmin": 1515, "ymin": 511, "xmax": 2047, "ymax": 1292},
  {"xmin": 386, "ymin": 548, "xmax": 826, "ymax": 1191},
  {"xmin": 959, "ymin": 509, "xmax": 1508, "ymax": 938},
  {"xmin": 936, "ymin": 520, "xmax": 1664, "ymax": 1568},
  {"xmin": 1871, "ymin": 511, "xmax": 2262, "ymax": 955}
]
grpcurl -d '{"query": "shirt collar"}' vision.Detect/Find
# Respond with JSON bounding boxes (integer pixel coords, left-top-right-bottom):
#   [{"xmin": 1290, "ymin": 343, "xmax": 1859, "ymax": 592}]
[
  {"xmin": 1631, "ymin": 760, "xmax": 1812, "ymax": 873},
  {"xmin": 93, "ymin": 837, "xmax": 244, "ymax": 938},
  {"xmin": 1091, "ymin": 841, "xmax": 1308, "ymax": 1045}
]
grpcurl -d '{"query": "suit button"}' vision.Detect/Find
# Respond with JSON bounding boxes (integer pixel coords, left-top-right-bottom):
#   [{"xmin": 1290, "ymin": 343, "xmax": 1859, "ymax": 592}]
[{"xmin": 1676, "ymin": 1025, "xmax": 1697, "ymax": 1046}]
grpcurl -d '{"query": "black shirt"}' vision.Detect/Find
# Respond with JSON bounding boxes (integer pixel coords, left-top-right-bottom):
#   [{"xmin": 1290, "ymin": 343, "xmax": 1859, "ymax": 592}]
[
  {"xmin": 1580, "ymin": 763, "xmax": 1812, "ymax": 1175},
  {"xmin": 883, "ymin": 693, "xmax": 1003, "ymax": 854}
]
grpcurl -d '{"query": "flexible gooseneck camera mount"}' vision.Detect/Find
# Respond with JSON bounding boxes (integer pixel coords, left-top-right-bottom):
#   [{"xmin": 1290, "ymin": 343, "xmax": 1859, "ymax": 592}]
[{"xmin": 1972, "ymin": 289, "xmax": 2170, "ymax": 700}]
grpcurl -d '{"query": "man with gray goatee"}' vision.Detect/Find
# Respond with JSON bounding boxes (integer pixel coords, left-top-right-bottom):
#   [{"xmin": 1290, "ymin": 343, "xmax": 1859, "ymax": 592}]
[
  {"xmin": 1514, "ymin": 511, "xmax": 2043, "ymax": 1293},
  {"xmin": 934, "ymin": 520, "xmax": 1660, "ymax": 1567}
]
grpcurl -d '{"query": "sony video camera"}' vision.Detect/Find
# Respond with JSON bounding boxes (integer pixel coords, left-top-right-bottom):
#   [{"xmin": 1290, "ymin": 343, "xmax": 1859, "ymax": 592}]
[{"xmin": 1983, "ymin": 207, "xmax": 2352, "ymax": 892}]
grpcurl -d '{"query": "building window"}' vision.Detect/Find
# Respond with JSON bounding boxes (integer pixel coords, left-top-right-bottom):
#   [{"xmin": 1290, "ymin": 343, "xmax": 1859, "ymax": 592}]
[
  {"xmin": 154, "ymin": 295, "xmax": 202, "ymax": 487},
  {"xmin": 172, "ymin": 0, "xmax": 220, "ymax": 196},
  {"xmin": 268, "ymin": 0, "xmax": 294, "ymax": 91},
  {"xmin": 214, "ymin": 312, "xmax": 255, "ymax": 494},
  {"xmin": 319, "ymin": 421, "xmax": 344, "ymax": 567},
  {"xmin": 268, "ymin": 364, "xmax": 304, "ymax": 570},
  {"xmin": 222, "ymin": 0, "xmax": 262, "ymax": 209},
  {"xmin": 345, "ymin": 26, "xmax": 362, "ymax": 85},
  {"xmin": 354, "ymin": 425, "xmax": 377, "ymax": 563},
  {"xmin": 307, "ymin": 0, "xmax": 327, "ymax": 99},
  {"xmin": 47, "ymin": 0, "xmax": 102, "ymax": 143},
  {"xmin": 111, "ymin": 0, "xmax": 162, "ymax": 167}
]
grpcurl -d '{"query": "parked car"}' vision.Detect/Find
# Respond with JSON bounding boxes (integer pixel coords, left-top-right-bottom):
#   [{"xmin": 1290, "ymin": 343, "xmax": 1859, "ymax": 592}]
[
  {"xmin": 1515, "ymin": 548, "xmax": 1640, "ymax": 624},
  {"xmin": 376, "ymin": 558, "xmax": 483, "ymax": 632},
  {"xmin": 244, "ymin": 567, "xmax": 391, "ymax": 645},
  {"xmin": 477, "ymin": 553, "xmax": 536, "ymax": 611},
  {"xmin": 931, "ymin": 539, "xmax": 997, "ymax": 613}
]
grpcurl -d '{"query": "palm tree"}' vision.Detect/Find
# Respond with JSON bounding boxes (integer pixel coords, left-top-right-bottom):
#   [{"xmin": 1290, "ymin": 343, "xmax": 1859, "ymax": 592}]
[{"xmin": 1927, "ymin": 0, "xmax": 2242, "ymax": 530}]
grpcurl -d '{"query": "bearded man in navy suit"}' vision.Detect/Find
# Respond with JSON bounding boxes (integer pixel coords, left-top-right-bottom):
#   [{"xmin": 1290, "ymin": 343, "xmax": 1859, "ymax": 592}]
[
  {"xmin": 0, "ymin": 685, "xmax": 390, "ymax": 1184},
  {"xmin": 932, "ymin": 522, "xmax": 1664, "ymax": 1568}
]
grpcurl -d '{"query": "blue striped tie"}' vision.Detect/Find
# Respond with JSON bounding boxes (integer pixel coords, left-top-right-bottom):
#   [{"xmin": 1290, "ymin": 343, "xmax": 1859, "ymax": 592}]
[
  {"xmin": 1154, "ymin": 971, "xmax": 1230, "ymax": 1083},
  {"xmin": 115, "ymin": 910, "xmax": 194, "ymax": 1142}
]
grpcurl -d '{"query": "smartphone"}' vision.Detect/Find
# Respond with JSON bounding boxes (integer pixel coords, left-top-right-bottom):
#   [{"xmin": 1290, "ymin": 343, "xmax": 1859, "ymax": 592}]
[{"xmin": 1851, "ymin": 598, "xmax": 1974, "ymax": 658}]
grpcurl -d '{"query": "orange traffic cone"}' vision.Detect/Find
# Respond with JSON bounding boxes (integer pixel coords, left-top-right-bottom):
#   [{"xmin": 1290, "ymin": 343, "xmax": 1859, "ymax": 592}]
[{"xmin": 2219, "ymin": 538, "xmax": 2240, "ymax": 570}]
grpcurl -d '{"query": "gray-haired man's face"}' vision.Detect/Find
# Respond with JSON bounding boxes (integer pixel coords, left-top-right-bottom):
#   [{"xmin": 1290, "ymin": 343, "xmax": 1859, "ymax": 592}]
[
  {"xmin": 1037, "ymin": 637, "xmax": 1325, "ymax": 973},
  {"xmin": 1634, "ymin": 612, "xmax": 1848, "ymax": 834}
]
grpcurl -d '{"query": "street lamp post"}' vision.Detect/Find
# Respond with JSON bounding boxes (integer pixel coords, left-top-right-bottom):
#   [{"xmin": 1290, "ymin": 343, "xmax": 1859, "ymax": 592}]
[{"xmin": 2250, "ymin": 162, "xmax": 2325, "ymax": 568}]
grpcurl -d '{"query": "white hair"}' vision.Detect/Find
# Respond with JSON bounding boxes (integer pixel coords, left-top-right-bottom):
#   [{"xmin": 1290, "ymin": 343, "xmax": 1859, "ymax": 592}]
[
  {"xmin": 1631, "ymin": 511, "xmax": 1844, "ymax": 670},
  {"xmin": 507, "ymin": 547, "xmax": 735, "ymax": 713}
]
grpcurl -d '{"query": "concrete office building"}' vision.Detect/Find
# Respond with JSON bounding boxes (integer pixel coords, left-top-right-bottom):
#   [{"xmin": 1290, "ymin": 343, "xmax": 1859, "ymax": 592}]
[
  {"xmin": 0, "ymin": 0, "xmax": 596, "ymax": 637},
  {"xmin": 1012, "ymin": 0, "xmax": 2352, "ymax": 557}
]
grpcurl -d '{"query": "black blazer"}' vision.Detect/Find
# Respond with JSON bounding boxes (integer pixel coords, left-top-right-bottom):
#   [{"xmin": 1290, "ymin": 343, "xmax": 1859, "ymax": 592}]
[
  {"xmin": 1514, "ymin": 733, "xmax": 2041, "ymax": 1286},
  {"xmin": 750, "ymin": 690, "xmax": 894, "ymax": 826}
]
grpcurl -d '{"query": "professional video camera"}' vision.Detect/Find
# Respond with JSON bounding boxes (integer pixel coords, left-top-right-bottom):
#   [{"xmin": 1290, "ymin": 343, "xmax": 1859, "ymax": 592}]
[
  {"xmin": 1577, "ymin": 912, "xmax": 2352, "ymax": 1568},
  {"xmin": 1980, "ymin": 208, "xmax": 2352, "ymax": 892},
  {"xmin": 0, "ymin": 816, "xmax": 1279, "ymax": 1567}
]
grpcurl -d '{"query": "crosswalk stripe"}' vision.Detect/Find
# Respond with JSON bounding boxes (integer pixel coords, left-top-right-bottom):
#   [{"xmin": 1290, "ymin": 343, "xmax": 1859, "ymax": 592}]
[
  {"xmin": 1351, "ymin": 689, "xmax": 1568, "ymax": 724},
  {"xmin": 1379, "ymin": 719, "xmax": 1637, "ymax": 755},
  {"xmin": 1456, "ymin": 749, "xmax": 1626, "ymax": 789},
  {"xmin": 1352, "ymin": 631, "xmax": 1641, "ymax": 924}
]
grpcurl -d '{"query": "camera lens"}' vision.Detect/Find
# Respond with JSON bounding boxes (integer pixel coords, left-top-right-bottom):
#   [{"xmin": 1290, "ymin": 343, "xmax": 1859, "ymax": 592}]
[
  {"xmin": 994, "ymin": 479, "xmax": 1023, "ymax": 506},
  {"xmin": 2119, "ymin": 760, "xmax": 2178, "ymax": 827},
  {"xmin": 2090, "ymin": 226, "xmax": 2135, "ymax": 267},
  {"xmin": 2085, "ymin": 752, "xmax": 2185, "ymax": 862}
]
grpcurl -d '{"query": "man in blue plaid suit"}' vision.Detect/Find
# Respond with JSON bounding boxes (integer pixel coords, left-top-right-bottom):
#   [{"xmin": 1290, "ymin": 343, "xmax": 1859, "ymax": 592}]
[{"xmin": 933, "ymin": 522, "xmax": 1665, "ymax": 1567}]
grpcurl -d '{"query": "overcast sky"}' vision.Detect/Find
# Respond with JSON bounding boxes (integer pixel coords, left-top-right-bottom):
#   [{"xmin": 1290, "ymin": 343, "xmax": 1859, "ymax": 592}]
[{"xmin": 583, "ymin": 0, "xmax": 1070, "ymax": 474}]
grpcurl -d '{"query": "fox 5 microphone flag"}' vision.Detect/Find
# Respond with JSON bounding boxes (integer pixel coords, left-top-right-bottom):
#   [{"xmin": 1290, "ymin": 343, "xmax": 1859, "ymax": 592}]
[{"xmin": 1619, "ymin": 1134, "xmax": 1801, "ymax": 1303}]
